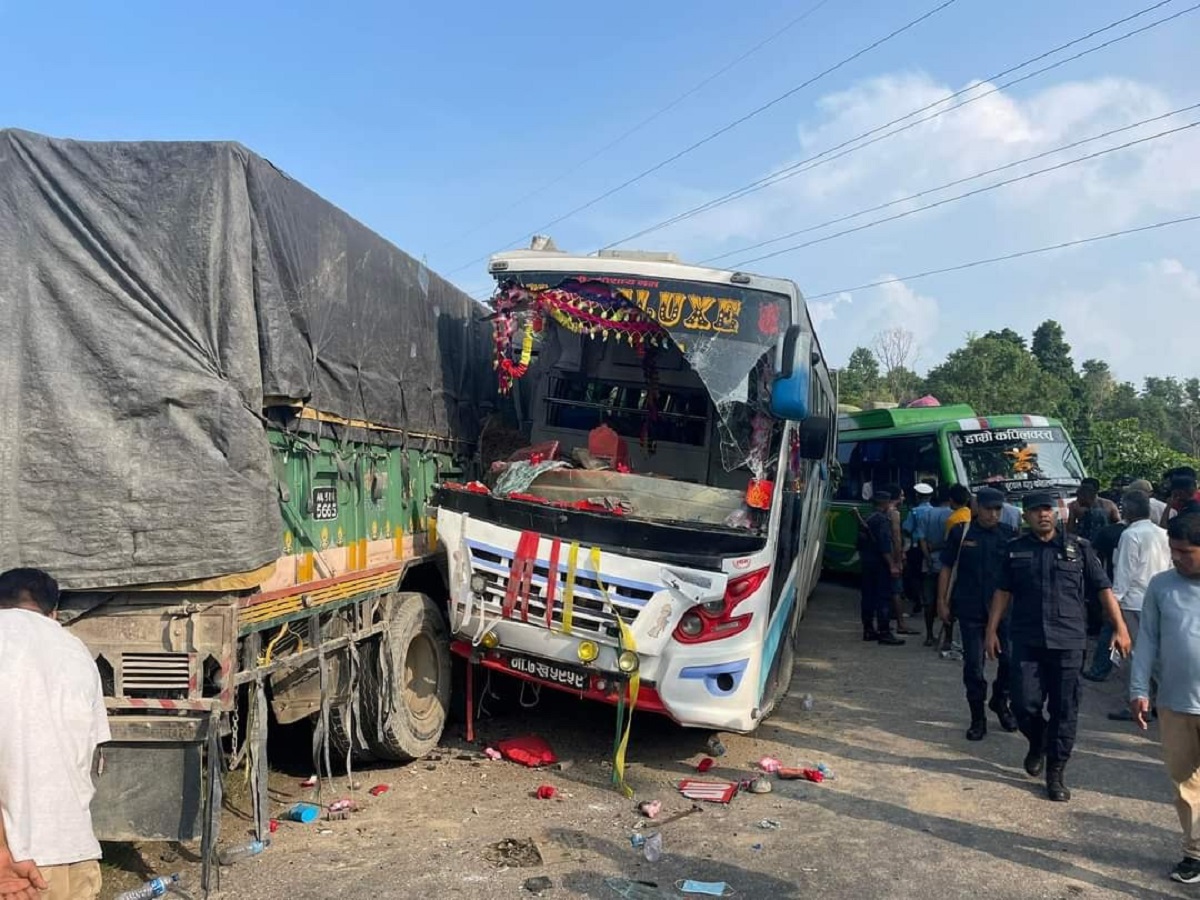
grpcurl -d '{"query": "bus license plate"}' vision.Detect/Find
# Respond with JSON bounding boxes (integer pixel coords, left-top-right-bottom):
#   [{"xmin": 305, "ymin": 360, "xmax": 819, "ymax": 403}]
[{"xmin": 507, "ymin": 654, "xmax": 588, "ymax": 690}]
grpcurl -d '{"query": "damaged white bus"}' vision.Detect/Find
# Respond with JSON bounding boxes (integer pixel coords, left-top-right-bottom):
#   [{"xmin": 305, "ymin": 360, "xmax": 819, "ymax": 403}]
[{"xmin": 433, "ymin": 248, "xmax": 835, "ymax": 751}]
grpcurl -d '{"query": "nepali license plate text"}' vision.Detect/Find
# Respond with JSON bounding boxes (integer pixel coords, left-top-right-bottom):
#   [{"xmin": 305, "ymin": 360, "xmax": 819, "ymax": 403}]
[{"xmin": 508, "ymin": 654, "xmax": 588, "ymax": 690}]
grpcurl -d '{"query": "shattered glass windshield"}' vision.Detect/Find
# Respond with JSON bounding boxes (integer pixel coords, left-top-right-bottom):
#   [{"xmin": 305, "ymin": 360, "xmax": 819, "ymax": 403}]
[{"xmin": 495, "ymin": 272, "xmax": 791, "ymax": 475}]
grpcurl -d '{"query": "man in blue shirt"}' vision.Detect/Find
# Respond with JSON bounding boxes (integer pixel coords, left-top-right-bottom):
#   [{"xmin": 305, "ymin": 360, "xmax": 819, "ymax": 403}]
[
  {"xmin": 919, "ymin": 486, "xmax": 954, "ymax": 647},
  {"xmin": 1130, "ymin": 514, "xmax": 1200, "ymax": 884},
  {"xmin": 903, "ymin": 482, "xmax": 935, "ymax": 617}
]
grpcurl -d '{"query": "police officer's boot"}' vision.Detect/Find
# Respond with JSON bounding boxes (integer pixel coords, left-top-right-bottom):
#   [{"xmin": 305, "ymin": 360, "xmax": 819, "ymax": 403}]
[
  {"xmin": 1023, "ymin": 739, "xmax": 1046, "ymax": 777},
  {"xmin": 1046, "ymin": 763, "xmax": 1070, "ymax": 802},
  {"xmin": 988, "ymin": 693, "xmax": 1019, "ymax": 733},
  {"xmin": 966, "ymin": 702, "xmax": 987, "ymax": 741}
]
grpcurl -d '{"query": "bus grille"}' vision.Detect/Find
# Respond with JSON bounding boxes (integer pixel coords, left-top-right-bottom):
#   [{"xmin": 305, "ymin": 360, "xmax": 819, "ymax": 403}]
[{"xmin": 467, "ymin": 543, "xmax": 653, "ymax": 643}]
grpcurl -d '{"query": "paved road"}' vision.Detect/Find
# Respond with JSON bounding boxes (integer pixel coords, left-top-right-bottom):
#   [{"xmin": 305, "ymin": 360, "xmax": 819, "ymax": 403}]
[{"xmin": 114, "ymin": 580, "xmax": 1187, "ymax": 899}]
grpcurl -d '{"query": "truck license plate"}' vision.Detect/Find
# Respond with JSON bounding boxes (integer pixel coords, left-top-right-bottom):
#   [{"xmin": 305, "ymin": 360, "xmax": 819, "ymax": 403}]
[{"xmin": 507, "ymin": 654, "xmax": 588, "ymax": 690}]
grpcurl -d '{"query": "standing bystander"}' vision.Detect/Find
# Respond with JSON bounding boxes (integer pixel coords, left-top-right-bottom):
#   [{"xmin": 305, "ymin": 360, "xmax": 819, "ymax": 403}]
[
  {"xmin": 0, "ymin": 568, "xmax": 110, "ymax": 900},
  {"xmin": 1129, "ymin": 515, "xmax": 1200, "ymax": 884},
  {"xmin": 857, "ymin": 492, "xmax": 905, "ymax": 646},
  {"xmin": 1106, "ymin": 490, "xmax": 1170, "ymax": 720},
  {"xmin": 1068, "ymin": 477, "xmax": 1120, "ymax": 541},
  {"xmin": 918, "ymin": 486, "xmax": 954, "ymax": 647}
]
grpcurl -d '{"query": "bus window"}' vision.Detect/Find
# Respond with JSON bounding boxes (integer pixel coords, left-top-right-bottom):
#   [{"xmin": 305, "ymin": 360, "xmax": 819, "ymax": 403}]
[{"xmin": 835, "ymin": 435, "xmax": 941, "ymax": 502}]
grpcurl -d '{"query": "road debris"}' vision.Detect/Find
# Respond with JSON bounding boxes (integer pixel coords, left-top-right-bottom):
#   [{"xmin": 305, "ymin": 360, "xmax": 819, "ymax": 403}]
[
  {"xmin": 756, "ymin": 819, "xmax": 782, "ymax": 830},
  {"xmin": 523, "ymin": 876, "xmax": 553, "ymax": 894},
  {"xmin": 605, "ymin": 877, "xmax": 671, "ymax": 899},
  {"xmin": 495, "ymin": 735, "xmax": 557, "ymax": 767},
  {"xmin": 706, "ymin": 735, "xmax": 727, "ymax": 757},
  {"xmin": 284, "ymin": 803, "xmax": 319, "ymax": 824},
  {"xmin": 677, "ymin": 879, "xmax": 734, "ymax": 896},
  {"xmin": 483, "ymin": 837, "xmax": 543, "ymax": 868},
  {"xmin": 638, "ymin": 799, "xmax": 662, "ymax": 819},
  {"xmin": 534, "ymin": 785, "xmax": 557, "ymax": 800},
  {"xmin": 367, "ymin": 784, "xmax": 390, "ymax": 797},
  {"xmin": 678, "ymin": 780, "xmax": 737, "ymax": 803}
]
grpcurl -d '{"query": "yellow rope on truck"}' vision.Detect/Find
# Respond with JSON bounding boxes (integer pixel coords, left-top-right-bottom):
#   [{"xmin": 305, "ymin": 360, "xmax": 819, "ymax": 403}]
[{"xmin": 590, "ymin": 545, "xmax": 639, "ymax": 799}]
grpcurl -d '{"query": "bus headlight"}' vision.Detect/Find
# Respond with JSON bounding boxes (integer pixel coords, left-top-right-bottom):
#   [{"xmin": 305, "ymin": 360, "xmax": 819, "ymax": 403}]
[
  {"xmin": 617, "ymin": 650, "xmax": 640, "ymax": 674},
  {"xmin": 481, "ymin": 631, "xmax": 499, "ymax": 649},
  {"xmin": 577, "ymin": 640, "xmax": 599, "ymax": 663},
  {"xmin": 470, "ymin": 573, "xmax": 487, "ymax": 594},
  {"xmin": 677, "ymin": 612, "xmax": 704, "ymax": 638}
]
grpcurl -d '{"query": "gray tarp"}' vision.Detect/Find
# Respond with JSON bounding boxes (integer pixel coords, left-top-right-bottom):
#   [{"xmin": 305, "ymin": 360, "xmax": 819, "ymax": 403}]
[{"xmin": 0, "ymin": 130, "xmax": 486, "ymax": 589}]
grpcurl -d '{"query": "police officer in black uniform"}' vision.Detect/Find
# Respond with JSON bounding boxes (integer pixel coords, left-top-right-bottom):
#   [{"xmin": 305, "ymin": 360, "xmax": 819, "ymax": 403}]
[
  {"xmin": 938, "ymin": 487, "xmax": 1018, "ymax": 741},
  {"xmin": 985, "ymin": 491, "xmax": 1132, "ymax": 801}
]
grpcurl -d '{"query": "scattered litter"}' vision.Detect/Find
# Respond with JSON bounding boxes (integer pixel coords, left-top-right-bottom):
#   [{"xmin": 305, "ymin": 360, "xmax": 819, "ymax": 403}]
[
  {"xmin": 218, "ymin": 838, "xmax": 269, "ymax": 866},
  {"xmin": 496, "ymin": 735, "xmax": 557, "ymax": 768},
  {"xmin": 368, "ymin": 784, "xmax": 390, "ymax": 797},
  {"xmin": 751, "ymin": 843, "xmax": 763, "ymax": 851},
  {"xmin": 484, "ymin": 837, "xmax": 543, "ymax": 868},
  {"xmin": 801, "ymin": 693, "xmax": 814, "ymax": 710},
  {"xmin": 299, "ymin": 775, "xmax": 318, "ymax": 788},
  {"xmin": 484, "ymin": 747, "xmax": 503, "ymax": 760},
  {"xmin": 327, "ymin": 798, "xmax": 357, "ymax": 820},
  {"xmin": 642, "ymin": 831, "xmax": 663, "ymax": 863},
  {"xmin": 678, "ymin": 780, "xmax": 737, "ymax": 803},
  {"xmin": 268, "ymin": 818, "xmax": 279, "ymax": 834},
  {"xmin": 777, "ymin": 768, "xmax": 824, "ymax": 783},
  {"xmin": 696, "ymin": 757, "xmax": 715, "ymax": 773},
  {"xmin": 556, "ymin": 759, "xmax": 574, "ymax": 772},
  {"xmin": 284, "ymin": 803, "xmax": 319, "ymax": 824},
  {"xmin": 748, "ymin": 776, "xmax": 772, "ymax": 794},
  {"xmin": 113, "ymin": 873, "xmax": 179, "ymax": 900},
  {"xmin": 605, "ymin": 877, "xmax": 671, "ymax": 899},
  {"xmin": 817, "ymin": 763, "xmax": 836, "ymax": 781},
  {"xmin": 677, "ymin": 880, "xmax": 734, "ymax": 897},
  {"xmin": 638, "ymin": 799, "xmax": 662, "ymax": 819},
  {"xmin": 318, "ymin": 829, "xmax": 333, "ymax": 836},
  {"xmin": 756, "ymin": 757, "xmax": 781, "ymax": 774},
  {"xmin": 800, "ymin": 867, "xmax": 818, "ymax": 873},
  {"xmin": 630, "ymin": 834, "xmax": 646, "ymax": 849},
  {"xmin": 756, "ymin": 819, "xmax": 782, "ymax": 830},
  {"xmin": 940, "ymin": 649, "xmax": 963, "ymax": 661},
  {"xmin": 706, "ymin": 735, "xmax": 727, "ymax": 757},
  {"xmin": 535, "ymin": 785, "xmax": 557, "ymax": 800},
  {"xmin": 523, "ymin": 876, "xmax": 554, "ymax": 894}
]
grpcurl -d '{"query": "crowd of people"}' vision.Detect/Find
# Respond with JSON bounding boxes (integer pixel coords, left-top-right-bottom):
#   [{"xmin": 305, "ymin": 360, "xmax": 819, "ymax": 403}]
[{"xmin": 857, "ymin": 466, "xmax": 1200, "ymax": 884}]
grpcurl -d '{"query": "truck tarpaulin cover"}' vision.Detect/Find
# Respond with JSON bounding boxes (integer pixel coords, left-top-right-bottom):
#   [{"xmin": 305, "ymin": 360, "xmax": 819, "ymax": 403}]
[{"xmin": 0, "ymin": 130, "xmax": 486, "ymax": 589}]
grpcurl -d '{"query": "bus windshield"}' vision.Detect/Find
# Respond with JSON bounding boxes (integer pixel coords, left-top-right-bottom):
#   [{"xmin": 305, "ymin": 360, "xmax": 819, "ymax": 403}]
[{"xmin": 949, "ymin": 425, "xmax": 1084, "ymax": 494}]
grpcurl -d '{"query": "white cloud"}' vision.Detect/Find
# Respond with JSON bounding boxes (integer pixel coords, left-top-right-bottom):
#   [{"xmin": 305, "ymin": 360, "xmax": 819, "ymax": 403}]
[
  {"xmin": 1051, "ymin": 258, "xmax": 1200, "ymax": 378},
  {"xmin": 809, "ymin": 277, "xmax": 939, "ymax": 366}
]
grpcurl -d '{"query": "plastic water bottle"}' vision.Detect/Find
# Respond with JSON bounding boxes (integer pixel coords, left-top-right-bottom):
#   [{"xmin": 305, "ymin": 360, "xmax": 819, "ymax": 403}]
[
  {"xmin": 642, "ymin": 831, "xmax": 663, "ymax": 862},
  {"xmin": 218, "ymin": 837, "xmax": 270, "ymax": 866},
  {"xmin": 114, "ymin": 874, "xmax": 179, "ymax": 900}
]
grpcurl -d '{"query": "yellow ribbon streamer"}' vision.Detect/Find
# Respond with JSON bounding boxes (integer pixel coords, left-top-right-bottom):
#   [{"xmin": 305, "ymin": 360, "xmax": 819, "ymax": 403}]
[
  {"xmin": 562, "ymin": 542, "xmax": 579, "ymax": 636},
  {"xmin": 590, "ymin": 546, "xmax": 639, "ymax": 799}
]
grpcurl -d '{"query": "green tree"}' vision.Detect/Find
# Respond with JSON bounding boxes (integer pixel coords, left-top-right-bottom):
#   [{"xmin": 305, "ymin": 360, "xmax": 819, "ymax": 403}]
[
  {"xmin": 1031, "ymin": 320, "xmax": 1076, "ymax": 384},
  {"xmin": 838, "ymin": 347, "xmax": 883, "ymax": 407},
  {"xmin": 885, "ymin": 365, "xmax": 925, "ymax": 404},
  {"xmin": 983, "ymin": 328, "xmax": 1027, "ymax": 351},
  {"xmin": 1086, "ymin": 418, "xmax": 1200, "ymax": 484},
  {"xmin": 924, "ymin": 335, "xmax": 1067, "ymax": 416}
]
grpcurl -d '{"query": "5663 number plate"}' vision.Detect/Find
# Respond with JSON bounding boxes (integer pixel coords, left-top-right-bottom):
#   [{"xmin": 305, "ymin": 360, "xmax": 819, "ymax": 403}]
[{"xmin": 507, "ymin": 654, "xmax": 588, "ymax": 690}]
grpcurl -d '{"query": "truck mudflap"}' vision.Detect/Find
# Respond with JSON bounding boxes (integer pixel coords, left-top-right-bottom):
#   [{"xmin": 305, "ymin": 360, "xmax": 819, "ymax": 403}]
[{"xmin": 92, "ymin": 715, "xmax": 211, "ymax": 843}]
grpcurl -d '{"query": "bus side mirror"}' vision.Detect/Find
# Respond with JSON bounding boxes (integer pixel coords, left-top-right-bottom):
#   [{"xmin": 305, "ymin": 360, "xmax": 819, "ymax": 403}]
[
  {"xmin": 770, "ymin": 325, "xmax": 812, "ymax": 420},
  {"xmin": 797, "ymin": 416, "xmax": 831, "ymax": 460}
]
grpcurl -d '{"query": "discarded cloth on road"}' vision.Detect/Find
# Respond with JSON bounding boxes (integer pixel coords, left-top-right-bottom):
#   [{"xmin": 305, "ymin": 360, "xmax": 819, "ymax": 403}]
[
  {"xmin": 495, "ymin": 735, "xmax": 557, "ymax": 768},
  {"xmin": 677, "ymin": 779, "xmax": 737, "ymax": 803}
]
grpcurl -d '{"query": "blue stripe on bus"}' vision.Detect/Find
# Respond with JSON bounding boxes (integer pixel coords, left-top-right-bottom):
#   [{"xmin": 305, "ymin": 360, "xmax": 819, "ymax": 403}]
[{"xmin": 759, "ymin": 570, "xmax": 798, "ymax": 698}]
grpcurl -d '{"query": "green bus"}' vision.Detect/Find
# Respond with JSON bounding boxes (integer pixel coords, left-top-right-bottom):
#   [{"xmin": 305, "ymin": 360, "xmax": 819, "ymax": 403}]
[{"xmin": 824, "ymin": 404, "xmax": 1087, "ymax": 572}]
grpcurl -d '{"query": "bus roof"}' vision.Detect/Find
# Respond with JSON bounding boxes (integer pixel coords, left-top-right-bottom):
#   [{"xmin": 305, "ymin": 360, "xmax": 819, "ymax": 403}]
[{"xmin": 838, "ymin": 404, "xmax": 976, "ymax": 432}]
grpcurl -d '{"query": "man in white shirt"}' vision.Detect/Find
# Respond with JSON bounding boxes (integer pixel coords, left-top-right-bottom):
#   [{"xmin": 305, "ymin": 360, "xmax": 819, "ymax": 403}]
[
  {"xmin": 0, "ymin": 568, "xmax": 110, "ymax": 900},
  {"xmin": 1129, "ymin": 479, "xmax": 1167, "ymax": 525},
  {"xmin": 1107, "ymin": 490, "xmax": 1172, "ymax": 722}
]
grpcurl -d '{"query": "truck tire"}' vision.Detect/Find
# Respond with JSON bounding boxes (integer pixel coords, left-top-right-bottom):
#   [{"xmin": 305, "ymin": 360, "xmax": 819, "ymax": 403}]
[
  {"xmin": 324, "ymin": 615, "xmax": 377, "ymax": 765},
  {"xmin": 363, "ymin": 592, "xmax": 450, "ymax": 761}
]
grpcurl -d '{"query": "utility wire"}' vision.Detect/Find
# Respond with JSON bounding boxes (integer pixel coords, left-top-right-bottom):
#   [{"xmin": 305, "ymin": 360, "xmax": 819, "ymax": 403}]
[
  {"xmin": 431, "ymin": 0, "xmax": 835, "ymax": 255},
  {"xmin": 720, "ymin": 115, "xmax": 1200, "ymax": 266},
  {"xmin": 801, "ymin": 214, "xmax": 1200, "ymax": 301},
  {"xmin": 442, "ymin": 0, "xmax": 962, "ymax": 278},
  {"xmin": 598, "ymin": 0, "xmax": 1192, "ymax": 251}
]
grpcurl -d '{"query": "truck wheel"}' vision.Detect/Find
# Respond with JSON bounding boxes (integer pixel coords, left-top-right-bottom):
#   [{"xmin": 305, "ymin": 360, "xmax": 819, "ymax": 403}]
[
  {"xmin": 325, "ymin": 615, "xmax": 377, "ymax": 765},
  {"xmin": 364, "ymin": 592, "xmax": 450, "ymax": 761}
]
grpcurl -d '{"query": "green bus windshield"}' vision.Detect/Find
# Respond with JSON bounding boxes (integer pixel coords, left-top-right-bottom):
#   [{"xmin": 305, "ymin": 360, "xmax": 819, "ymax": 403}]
[{"xmin": 948, "ymin": 425, "xmax": 1084, "ymax": 494}]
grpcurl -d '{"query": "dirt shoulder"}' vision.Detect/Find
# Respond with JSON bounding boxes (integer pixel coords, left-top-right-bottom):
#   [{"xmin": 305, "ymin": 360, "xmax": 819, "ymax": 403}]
[{"xmin": 103, "ymin": 581, "xmax": 1186, "ymax": 899}]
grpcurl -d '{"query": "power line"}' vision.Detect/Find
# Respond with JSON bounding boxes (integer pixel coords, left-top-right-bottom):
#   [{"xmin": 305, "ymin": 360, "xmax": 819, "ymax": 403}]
[
  {"xmin": 442, "ymin": 0, "xmax": 962, "ymax": 278},
  {"xmin": 720, "ymin": 115, "xmax": 1200, "ymax": 266},
  {"xmin": 705, "ymin": 102, "xmax": 1200, "ymax": 264},
  {"xmin": 430, "ymin": 0, "xmax": 835, "ymax": 256},
  {"xmin": 598, "ymin": 0, "xmax": 1192, "ymax": 251},
  {"xmin": 801, "ymin": 214, "xmax": 1200, "ymax": 301}
]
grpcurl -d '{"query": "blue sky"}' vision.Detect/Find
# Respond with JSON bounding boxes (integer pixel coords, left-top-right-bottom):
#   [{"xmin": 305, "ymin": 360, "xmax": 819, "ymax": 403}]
[{"xmin": 2, "ymin": 0, "xmax": 1196, "ymax": 384}]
